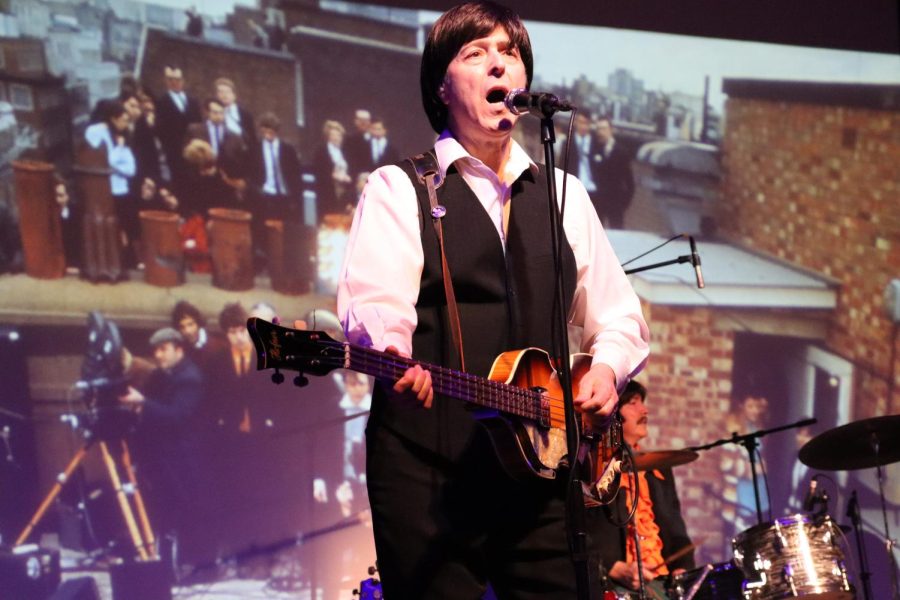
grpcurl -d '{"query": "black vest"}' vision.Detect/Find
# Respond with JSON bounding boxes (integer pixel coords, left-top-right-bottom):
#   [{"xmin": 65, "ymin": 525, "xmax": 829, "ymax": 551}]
[{"xmin": 368, "ymin": 156, "xmax": 577, "ymax": 461}]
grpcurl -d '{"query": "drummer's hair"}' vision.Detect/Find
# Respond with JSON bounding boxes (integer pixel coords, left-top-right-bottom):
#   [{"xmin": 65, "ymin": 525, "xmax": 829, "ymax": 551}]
[{"xmin": 618, "ymin": 380, "xmax": 647, "ymax": 405}]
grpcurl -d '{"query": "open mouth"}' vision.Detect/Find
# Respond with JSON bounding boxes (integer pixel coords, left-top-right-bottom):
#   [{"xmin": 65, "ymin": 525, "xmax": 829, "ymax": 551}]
[{"xmin": 486, "ymin": 88, "xmax": 507, "ymax": 104}]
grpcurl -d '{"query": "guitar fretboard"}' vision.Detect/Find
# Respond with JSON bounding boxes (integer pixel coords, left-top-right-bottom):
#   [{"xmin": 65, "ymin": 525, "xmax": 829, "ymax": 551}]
[{"xmin": 340, "ymin": 343, "xmax": 550, "ymax": 425}]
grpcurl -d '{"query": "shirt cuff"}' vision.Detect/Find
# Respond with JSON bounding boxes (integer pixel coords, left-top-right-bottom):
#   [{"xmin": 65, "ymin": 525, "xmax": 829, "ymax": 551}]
[
  {"xmin": 379, "ymin": 332, "xmax": 413, "ymax": 358},
  {"xmin": 589, "ymin": 350, "xmax": 630, "ymax": 390}
]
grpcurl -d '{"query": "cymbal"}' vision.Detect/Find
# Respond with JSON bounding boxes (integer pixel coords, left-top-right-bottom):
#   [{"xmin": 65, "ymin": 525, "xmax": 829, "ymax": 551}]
[
  {"xmin": 632, "ymin": 449, "xmax": 699, "ymax": 471},
  {"xmin": 799, "ymin": 415, "xmax": 900, "ymax": 471}
]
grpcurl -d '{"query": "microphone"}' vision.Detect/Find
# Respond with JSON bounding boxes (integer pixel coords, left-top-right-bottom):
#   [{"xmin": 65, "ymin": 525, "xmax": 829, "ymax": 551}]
[
  {"xmin": 688, "ymin": 236, "xmax": 705, "ymax": 289},
  {"xmin": 504, "ymin": 88, "xmax": 574, "ymax": 117},
  {"xmin": 801, "ymin": 475, "xmax": 819, "ymax": 512}
]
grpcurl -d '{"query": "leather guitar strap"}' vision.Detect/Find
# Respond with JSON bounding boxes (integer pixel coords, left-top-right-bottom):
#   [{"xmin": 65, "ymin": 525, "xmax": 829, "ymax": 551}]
[{"xmin": 408, "ymin": 152, "xmax": 466, "ymax": 373}]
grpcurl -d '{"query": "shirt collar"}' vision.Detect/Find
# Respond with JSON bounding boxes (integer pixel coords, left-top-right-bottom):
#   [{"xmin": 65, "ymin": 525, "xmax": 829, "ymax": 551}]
[{"xmin": 434, "ymin": 129, "xmax": 538, "ymax": 183}]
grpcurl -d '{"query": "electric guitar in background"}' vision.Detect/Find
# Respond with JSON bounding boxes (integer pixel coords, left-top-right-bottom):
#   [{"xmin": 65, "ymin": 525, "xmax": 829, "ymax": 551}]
[{"xmin": 247, "ymin": 318, "xmax": 624, "ymax": 506}]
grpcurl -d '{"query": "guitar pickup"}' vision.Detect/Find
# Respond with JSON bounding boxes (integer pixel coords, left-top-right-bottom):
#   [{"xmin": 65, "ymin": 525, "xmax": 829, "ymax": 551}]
[{"xmin": 532, "ymin": 388, "xmax": 551, "ymax": 428}]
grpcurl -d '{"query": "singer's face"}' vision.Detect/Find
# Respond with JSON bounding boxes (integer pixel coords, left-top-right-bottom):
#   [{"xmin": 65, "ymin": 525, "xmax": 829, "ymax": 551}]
[
  {"xmin": 619, "ymin": 393, "xmax": 649, "ymax": 447},
  {"xmin": 442, "ymin": 26, "xmax": 527, "ymax": 144}
]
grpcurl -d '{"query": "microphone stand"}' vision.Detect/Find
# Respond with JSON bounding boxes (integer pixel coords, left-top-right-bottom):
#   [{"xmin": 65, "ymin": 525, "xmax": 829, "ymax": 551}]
[
  {"xmin": 538, "ymin": 111, "xmax": 591, "ymax": 600},
  {"xmin": 847, "ymin": 489, "xmax": 873, "ymax": 600},
  {"xmin": 688, "ymin": 417, "xmax": 817, "ymax": 525}
]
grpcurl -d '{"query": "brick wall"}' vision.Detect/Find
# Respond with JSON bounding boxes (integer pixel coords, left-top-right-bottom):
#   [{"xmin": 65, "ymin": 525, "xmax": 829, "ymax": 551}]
[
  {"xmin": 140, "ymin": 28, "xmax": 299, "ymax": 146},
  {"xmin": 288, "ymin": 30, "xmax": 433, "ymax": 157},
  {"xmin": 639, "ymin": 301, "xmax": 737, "ymax": 562},
  {"xmin": 716, "ymin": 86, "xmax": 900, "ymax": 416}
]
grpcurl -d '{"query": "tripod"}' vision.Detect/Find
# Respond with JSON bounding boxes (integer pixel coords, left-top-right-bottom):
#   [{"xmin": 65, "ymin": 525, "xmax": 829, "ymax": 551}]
[{"xmin": 15, "ymin": 418, "xmax": 157, "ymax": 561}]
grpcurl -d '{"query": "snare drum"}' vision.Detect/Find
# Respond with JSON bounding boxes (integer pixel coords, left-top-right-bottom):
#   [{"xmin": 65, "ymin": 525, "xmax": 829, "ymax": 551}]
[
  {"xmin": 669, "ymin": 561, "xmax": 745, "ymax": 600},
  {"xmin": 732, "ymin": 514, "xmax": 853, "ymax": 599}
]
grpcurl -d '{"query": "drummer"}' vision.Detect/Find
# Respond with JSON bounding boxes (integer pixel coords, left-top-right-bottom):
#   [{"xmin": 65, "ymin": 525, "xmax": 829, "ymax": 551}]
[{"xmin": 591, "ymin": 380, "xmax": 695, "ymax": 593}]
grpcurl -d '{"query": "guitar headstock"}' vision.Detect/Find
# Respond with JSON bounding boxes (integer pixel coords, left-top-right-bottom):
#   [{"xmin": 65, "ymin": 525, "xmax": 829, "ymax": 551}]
[
  {"xmin": 246, "ymin": 317, "xmax": 345, "ymax": 377},
  {"xmin": 353, "ymin": 564, "xmax": 382, "ymax": 600}
]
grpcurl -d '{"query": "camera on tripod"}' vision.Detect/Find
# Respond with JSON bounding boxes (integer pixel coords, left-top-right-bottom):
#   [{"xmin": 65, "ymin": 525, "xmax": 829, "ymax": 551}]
[
  {"xmin": 71, "ymin": 311, "xmax": 138, "ymax": 442},
  {"xmin": 17, "ymin": 311, "xmax": 160, "ymax": 564}
]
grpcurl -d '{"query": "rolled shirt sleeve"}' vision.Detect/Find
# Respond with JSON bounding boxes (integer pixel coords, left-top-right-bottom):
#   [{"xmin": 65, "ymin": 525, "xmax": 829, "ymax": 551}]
[
  {"xmin": 337, "ymin": 165, "xmax": 423, "ymax": 357},
  {"xmin": 560, "ymin": 169, "xmax": 649, "ymax": 387}
]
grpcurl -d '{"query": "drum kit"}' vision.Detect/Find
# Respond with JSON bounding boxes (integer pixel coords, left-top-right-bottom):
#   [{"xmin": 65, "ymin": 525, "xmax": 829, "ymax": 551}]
[{"xmin": 623, "ymin": 414, "xmax": 900, "ymax": 600}]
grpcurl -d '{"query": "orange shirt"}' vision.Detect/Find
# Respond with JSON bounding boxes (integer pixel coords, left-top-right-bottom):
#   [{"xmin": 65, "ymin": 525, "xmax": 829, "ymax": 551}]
[{"xmin": 620, "ymin": 468, "xmax": 669, "ymax": 576}]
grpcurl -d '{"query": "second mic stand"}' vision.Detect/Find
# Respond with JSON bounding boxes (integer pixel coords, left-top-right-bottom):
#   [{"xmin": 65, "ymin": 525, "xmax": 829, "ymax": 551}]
[{"xmin": 688, "ymin": 417, "xmax": 817, "ymax": 526}]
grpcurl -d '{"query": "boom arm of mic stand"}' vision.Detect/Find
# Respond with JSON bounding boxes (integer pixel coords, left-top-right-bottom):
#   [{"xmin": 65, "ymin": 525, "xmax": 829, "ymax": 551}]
[
  {"xmin": 624, "ymin": 255, "xmax": 692, "ymax": 275},
  {"xmin": 686, "ymin": 418, "xmax": 817, "ymax": 453},
  {"xmin": 686, "ymin": 417, "xmax": 816, "ymax": 527}
]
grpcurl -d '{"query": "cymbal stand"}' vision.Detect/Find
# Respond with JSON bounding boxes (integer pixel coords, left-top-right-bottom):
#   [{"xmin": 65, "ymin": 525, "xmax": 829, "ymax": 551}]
[
  {"xmin": 872, "ymin": 434, "xmax": 900, "ymax": 600},
  {"xmin": 846, "ymin": 490, "xmax": 873, "ymax": 600}
]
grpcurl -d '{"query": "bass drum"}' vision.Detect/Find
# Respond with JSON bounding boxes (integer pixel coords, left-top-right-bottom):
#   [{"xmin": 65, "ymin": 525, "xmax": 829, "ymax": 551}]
[
  {"xmin": 732, "ymin": 514, "xmax": 853, "ymax": 599},
  {"xmin": 669, "ymin": 561, "xmax": 745, "ymax": 600}
]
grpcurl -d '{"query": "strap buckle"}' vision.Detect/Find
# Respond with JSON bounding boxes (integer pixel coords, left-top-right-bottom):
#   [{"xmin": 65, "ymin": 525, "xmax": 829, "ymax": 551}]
[{"xmin": 408, "ymin": 152, "xmax": 444, "ymax": 190}]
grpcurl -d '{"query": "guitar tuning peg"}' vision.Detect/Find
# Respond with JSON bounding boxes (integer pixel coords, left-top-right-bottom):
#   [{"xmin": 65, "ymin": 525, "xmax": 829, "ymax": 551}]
[
  {"xmin": 367, "ymin": 566, "xmax": 376, "ymax": 576},
  {"xmin": 272, "ymin": 316, "xmax": 281, "ymax": 325},
  {"xmin": 293, "ymin": 374, "xmax": 309, "ymax": 387},
  {"xmin": 271, "ymin": 369, "xmax": 285, "ymax": 385}
]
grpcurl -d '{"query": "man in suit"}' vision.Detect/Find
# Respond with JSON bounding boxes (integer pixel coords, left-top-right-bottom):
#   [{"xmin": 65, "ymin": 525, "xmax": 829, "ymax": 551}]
[
  {"xmin": 155, "ymin": 66, "xmax": 202, "ymax": 194},
  {"xmin": 591, "ymin": 380, "xmax": 695, "ymax": 594},
  {"xmin": 572, "ymin": 112, "xmax": 603, "ymax": 216},
  {"xmin": 248, "ymin": 112, "xmax": 303, "ymax": 224},
  {"xmin": 364, "ymin": 117, "xmax": 399, "ymax": 172},
  {"xmin": 343, "ymin": 109, "xmax": 371, "ymax": 179},
  {"xmin": 185, "ymin": 98, "xmax": 245, "ymax": 179},
  {"xmin": 593, "ymin": 116, "xmax": 635, "ymax": 229},
  {"xmin": 247, "ymin": 112, "xmax": 306, "ymax": 275},
  {"xmin": 202, "ymin": 302, "xmax": 281, "ymax": 553},
  {"xmin": 118, "ymin": 327, "xmax": 209, "ymax": 569},
  {"xmin": 214, "ymin": 77, "xmax": 257, "ymax": 151}
]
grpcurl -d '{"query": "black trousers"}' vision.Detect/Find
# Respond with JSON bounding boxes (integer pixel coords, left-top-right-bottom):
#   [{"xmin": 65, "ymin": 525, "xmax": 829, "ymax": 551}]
[{"xmin": 366, "ymin": 423, "xmax": 579, "ymax": 600}]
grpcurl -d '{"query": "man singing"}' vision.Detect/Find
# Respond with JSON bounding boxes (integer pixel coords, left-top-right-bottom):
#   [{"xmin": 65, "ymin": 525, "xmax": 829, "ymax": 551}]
[{"xmin": 337, "ymin": 2, "xmax": 649, "ymax": 597}]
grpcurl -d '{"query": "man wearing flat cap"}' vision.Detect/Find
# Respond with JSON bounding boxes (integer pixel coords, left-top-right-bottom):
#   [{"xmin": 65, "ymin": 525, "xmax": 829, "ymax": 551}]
[{"xmin": 119, "ymin": 326, "xmax": 209, "ymax": 574}]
